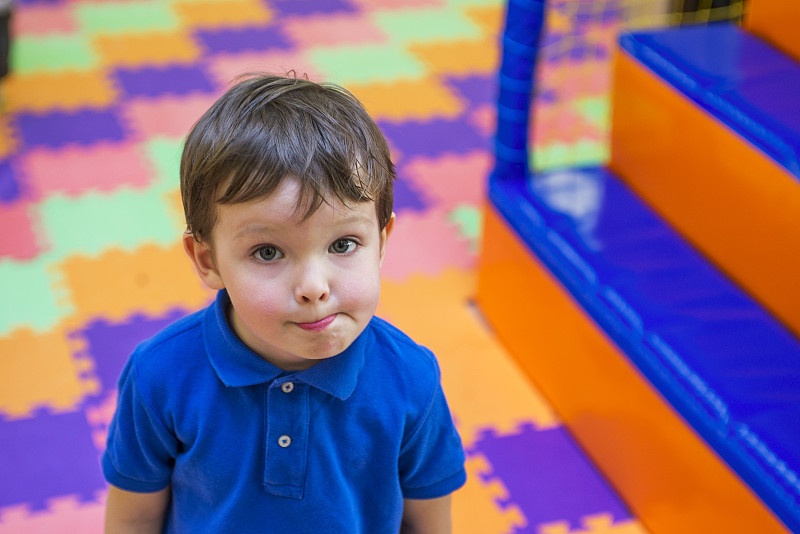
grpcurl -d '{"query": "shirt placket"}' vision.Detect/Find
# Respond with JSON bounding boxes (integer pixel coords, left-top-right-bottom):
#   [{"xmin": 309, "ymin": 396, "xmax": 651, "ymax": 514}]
[{"xmin": 263, "ymin": 378, "xmax": 309, "ymax": 499}]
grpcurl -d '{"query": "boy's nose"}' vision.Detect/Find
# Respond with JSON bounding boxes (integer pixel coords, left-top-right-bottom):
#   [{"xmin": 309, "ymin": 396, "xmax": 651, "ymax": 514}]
[{"xmin": 294, "ymin": 262, "xmax": 330, "ymax": 304}]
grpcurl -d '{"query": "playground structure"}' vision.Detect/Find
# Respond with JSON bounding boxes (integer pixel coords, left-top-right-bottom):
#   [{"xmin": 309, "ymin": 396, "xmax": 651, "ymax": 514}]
[{"xmin": 477, "ymin": 0, "xmax": 800, "ymax": 532}]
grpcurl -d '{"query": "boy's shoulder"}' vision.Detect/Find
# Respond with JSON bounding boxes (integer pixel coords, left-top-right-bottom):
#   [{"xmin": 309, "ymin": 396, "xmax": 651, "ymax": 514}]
[
  {"xmin": 129, "ymin": 306, "xmax": 208, "ymax": 372},
  {"xmin": 365, "ymin": 316, "xmax": 441, "ymax": 382}
]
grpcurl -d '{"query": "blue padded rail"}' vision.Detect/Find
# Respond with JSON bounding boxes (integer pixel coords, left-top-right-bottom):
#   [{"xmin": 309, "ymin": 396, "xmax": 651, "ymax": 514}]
[
  {"xmin": 620, "ymin": 23, "xmax": 800, "ymax": 179},
  {"xmin": 488, "ymin": 166, "xmax": 800, "ymax": 532}
]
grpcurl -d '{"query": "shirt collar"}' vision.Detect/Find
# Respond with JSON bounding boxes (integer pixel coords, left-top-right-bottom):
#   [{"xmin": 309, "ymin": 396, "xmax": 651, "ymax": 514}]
[{"xmin": 203, "ymin": 290, "xmax": 368, "ymax": 400}]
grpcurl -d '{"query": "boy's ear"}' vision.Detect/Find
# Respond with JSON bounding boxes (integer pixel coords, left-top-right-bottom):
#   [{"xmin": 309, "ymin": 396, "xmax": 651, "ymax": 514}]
[
  {"xmin": 183, "ymin": 232, "xmax": 225, "ymax": 290},
  {"xmin": 379, "ymin": 212, "xmax": 396, "ymax": 266}
]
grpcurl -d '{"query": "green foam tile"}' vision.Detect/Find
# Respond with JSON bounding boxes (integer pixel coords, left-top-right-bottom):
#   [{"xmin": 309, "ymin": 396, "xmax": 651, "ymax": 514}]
[
  {"xmin": 11, "ymin": 35, "xmax": 97, "ymax": 73},
  {"xmin": 372, "ymin": 7, "xmax": 482, "ymax": 44},
  {"xmin": 531, "ymin": 139, "xmax": 609, "ymax": 172},
  {"xmin": 73, "ymin": 1, "xmax": 180, "ymax": 34},
  {"xmin": 36, "ymin": 189, "xmax": 182, "ymax": 261},
  {"xmin": 448, "ymin": 204, "xmax": 483, "ymax": 252},
  {"xmin": 144, "ymin": 136, "xmax": 184, "ymax": 193},
  {"xmin": 574, "ymin": 96, "xmax": 610, "ymax": 129},
  {"xmin": 308, "ymin": 44, "xmax": 426, "ymax": 85},
  {"xmin": 0, "ymin": 257, "xmax": 71, "ymax": 335}
]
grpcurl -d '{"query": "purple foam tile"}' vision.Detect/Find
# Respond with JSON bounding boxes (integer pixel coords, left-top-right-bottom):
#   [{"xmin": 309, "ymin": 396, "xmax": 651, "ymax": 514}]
[
  {"xmin": 0, "ymin": 159, "xmax": 21, "ymax": 203},
  {"xmin": 447, "ymin": 74, "xmax": 497, "ymax": 107},
  {"xmin": 393, "ymin": 170, "xmax": 429, "ymax": 213},
  {"xmin": 75, "ymin": 309, "xmax": 188, "ymax": 396},
  {"xmin": 271, "ymin": 0, "xmax": 356, "ymax": 16},
  {"xmin": 379, "ymin": 117, "xmax": 489, "ymax": 158},
  {"xmin": 16, "ymin": 110, "xmax": 126, "ymax": 148},
  {"xmin": 194, "ymin": 25, "xmax": 293, "ymax": 54},
  {"xmin": 0, "ymin": 411, "xmax": 106, "ymax": 509},
  {"xmin": 114, "ymin": 65, "xmax": 216, "ymax": 98},
  {"xmin": 471, "ymin": 424, "xmax": 631, "ymax": 530}
]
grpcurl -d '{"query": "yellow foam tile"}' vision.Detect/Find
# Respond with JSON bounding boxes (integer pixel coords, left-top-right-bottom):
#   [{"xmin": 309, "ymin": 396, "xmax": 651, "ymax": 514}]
[
  {"xmin": 56, "ymin": 241, "xmax": 214, "ymax": 324},
  {"xmin": 409, "ymin": 36, "xmax": 499, "ymax": 76},
  {"xmin": 377, "ymin": 268, "xmax": 559, "ymax": 447},
  {"xmin": 349, "ymin": 77, "xmax": 464, "ymax": 122},
  {"xmin": 92, "ymin": 31, "xmax": 200, "ymax": 67},
  {"xmin": 1, "ymin": 71, "xmax": 117, "ymax": 113},
  {"xmin": 0, "ymin": 327, "xmax": 99, "ymax": 419},
  {"xmin": 172, "ymin": 0, "xmax": 272, "ymax": 28}
]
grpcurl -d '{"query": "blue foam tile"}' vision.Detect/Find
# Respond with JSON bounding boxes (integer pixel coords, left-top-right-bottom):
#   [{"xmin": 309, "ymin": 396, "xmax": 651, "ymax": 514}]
[
  {"xmin": 193, "ymin": 25, "xmax": 292, "ymax": 54},
  {"xmin": 114, "ymin": 65, "xmax": 217, "ymax": 98},
  {"xmin": 447, "ymin": 74, "xmax": 497, "ymax": 107},
  {"xmin": 16, "ymin": 110, "xmax": 126, "ymax": 148},
  {"xmin": 0, "ymin": 159, "xmax": 21, "ymax": 203},
  {"xmin": 270, "ymin": 0, "xmax": 355, "ymax": 16},
  {"xmin": 378, "ymin": 117, "xmax": 489, "ymax": 158}
]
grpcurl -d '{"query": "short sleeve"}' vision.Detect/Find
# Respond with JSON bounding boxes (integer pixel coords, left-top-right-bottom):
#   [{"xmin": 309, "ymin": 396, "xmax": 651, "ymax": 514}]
[
  {"xmin": 397, "ymin": 360, "xmax": 467, "ymax": 500},
  {"xmin": 102, "ymin": 356, "xmax": 177, "ymax": 492}
]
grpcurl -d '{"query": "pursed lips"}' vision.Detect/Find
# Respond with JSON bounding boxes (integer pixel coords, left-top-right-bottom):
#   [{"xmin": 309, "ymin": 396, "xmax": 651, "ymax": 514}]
[{"xmin": 295, "ymin": 314, "xmax": 337, "ymax": 331}]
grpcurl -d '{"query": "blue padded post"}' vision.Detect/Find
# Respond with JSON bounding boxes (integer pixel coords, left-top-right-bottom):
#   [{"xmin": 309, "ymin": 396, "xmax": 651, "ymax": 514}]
[{"xmin": 493, "ymin": 0, "xmax": 546, "ymax": 181}]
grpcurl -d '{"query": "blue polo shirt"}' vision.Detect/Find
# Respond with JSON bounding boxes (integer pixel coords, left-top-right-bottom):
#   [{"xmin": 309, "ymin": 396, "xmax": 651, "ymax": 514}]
[{"xmin": 103, "ymin": 290, "xmax": 466, "ymax": 533}]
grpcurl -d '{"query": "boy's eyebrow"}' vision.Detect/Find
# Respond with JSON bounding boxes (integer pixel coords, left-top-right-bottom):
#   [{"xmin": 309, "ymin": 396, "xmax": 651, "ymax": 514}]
[{"xmin": 232, "ymin": 211, "xmax": 376, "ymax": 241}]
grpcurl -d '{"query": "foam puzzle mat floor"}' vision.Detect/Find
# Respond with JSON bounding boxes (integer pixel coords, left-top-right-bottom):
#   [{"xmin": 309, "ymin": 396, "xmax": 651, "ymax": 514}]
[{"xmin": 0, "ymin": 0, "xmax": 650, "ymax": 532}]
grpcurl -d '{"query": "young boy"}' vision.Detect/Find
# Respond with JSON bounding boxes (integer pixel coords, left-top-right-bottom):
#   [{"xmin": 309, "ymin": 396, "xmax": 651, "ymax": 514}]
[{"xmin": 102, "ymin": 74, "xmax": 466, "ymax": 533}]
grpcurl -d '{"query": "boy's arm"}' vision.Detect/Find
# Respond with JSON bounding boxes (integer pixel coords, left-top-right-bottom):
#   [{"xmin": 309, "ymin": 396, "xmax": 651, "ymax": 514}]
[
  {"xmin": 400, "ymin": 495, "xmax": 453, "ymax": 534},
  {"xmin": 105, "ymin": 485, "xmax": 170, "ymax": 534}
]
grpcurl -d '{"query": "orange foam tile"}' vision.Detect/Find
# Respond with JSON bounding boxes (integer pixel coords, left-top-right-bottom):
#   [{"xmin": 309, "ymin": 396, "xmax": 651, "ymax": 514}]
[
  {"xmin": 207, "ymin": 50, "xmax": 324, "ymax": 88},
  {"xmin": 0, "ymin": 327, "xmax": 99, "ymax": 419},
  {"xmin": 0, "ymin": 115, "xmax": 18, "ymax": 159},
  {"xmin": 282, "ymin": 12, "xmax": 386, "ymax": 48},
  {"xmin": 746, "ymin": 0, "xmax": 800, "ymax": 62},
  {"xmin": 122, "ymin": 93, "xmax": 220, "ymax": 140},
  {"xmin": 464, "ymin": 5, "xmax": 504, "ymax": 38},
  {"xmin": 378, "ymin": 268, "xmax": 559, "ymax": 446},
  {"xmin": 1, "ymin": 71, "xmax": 117, "ymax": 113},
  {"xmin": 13, "ymin": 5, "xmax": 77, "ymax": 35},
  {"xmin": 349, "ymin": 77, "xmax": 464, "ymax": 122},
  {"xmin": 172, "ymin": 0, "xmax": 272, "ymax": 28},
  {"xmin": 92, "ymin": 31, "xmax": 200, "ymax": 67},
  {"xmin": 57, "ymin": 241, "xmax": 214, "ymax": 324},
  {"xmin": 403, "ymin": 150, "xmax": 491, "ymax": 211},
  {"xmin": 609, "ymin": 50, "xmax": 800, "ymax": 338},
  {"xmin": 476, "ymin": 204, "xmax": 790, "ymax": 534},
  {"xmin": 539, "ymin": 513, "xmax": 648, "ymax": 534},
  {"xmin": 0, "ymin": 203, "xmax": 41, "ymax": 260},
  {"xmin": 409, "ymin": 37, "xmax": 499, "ymax": 77},
  {"xmin": 23, "ymin": 142, "xmax": 151, "ymax": 199},
  {"xmin": 0, "ymin": 493, "xmax": 105, "ymax": 534}
]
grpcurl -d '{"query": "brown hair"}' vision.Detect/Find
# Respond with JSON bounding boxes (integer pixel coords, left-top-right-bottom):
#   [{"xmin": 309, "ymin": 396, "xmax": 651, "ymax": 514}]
[{"xmin": 180, "ymin": 73, "xmax": 396, "ymax": 243}]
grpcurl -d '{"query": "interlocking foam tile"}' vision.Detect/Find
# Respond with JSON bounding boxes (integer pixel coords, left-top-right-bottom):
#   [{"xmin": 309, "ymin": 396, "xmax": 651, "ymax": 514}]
[
  {"xmin": 11, "ymin": 34, "xmax": 97, "ymax": 74},
  {"xmin": 281, "ymin": 12, "xmax": 386, "ymax": 48},
  {"xmin": 372, "ymin": 5, "xmax": 482, "ymax": 44},
  {"xmin": 377, "ymin": 269, "xmax": 559, "ymax": 445},
  {"xmin": 468, "ymin": 101, "xmax": 496, "ymax": 138},
  {"xmin": 14, "ymin": 5, "xmax": 78, "ymax": 35},
  {"xmin": 380, "ymin": 210, "xmax": 475, "ymax": 281},
  {"xmin": 379, "ymin": 115, "xmax": 484, "ymax": 156},
  {"xmin": 531, "ymin": 105, "xmax": 604, "ymax": 146},
  {"xmin": 351, "ymin": 77, "xmax": 465, "ymax": 121},
  {"xmin": 0, "ymin": 202, "xmax": 40, "ymax": 260},
  {"xmin": 172, "ymin": 0, "xmax": 273, "ymax": 29},
  {"xmin": 348, "ymin": 0, "xmax": 442, "ymax": 8},
  {"xmin": 194, "ymin": 24, "xmax": 292, "ymax": 54},
  {"xmin": 446, "ymin": 73, "xmax": 496, "ymax": 107},
  {"xmin": 531, "ymin": 139, "xmax": 608, "ymax": 172},
  {"xmin": 463, "ymin": 4, "xmax": 504, "ymax": 36},
  {"xmin": 271, "ymin": 0, "xmax": 356, "ymax": 17},
  {"xmin": 142, "ymin": 136, "xmax": 184, "ymax": 193},
  {"xmin": 471, "ymin": 424, "xmax": 632, "ymax": 530},
  {"xmin": 0, "ymin": 159, "xmax": 21, "ymax": 203},
  {"xmin": 0, "ymin": 327, "xmax": 98, "ymax": 420},
  {"xmin": 308, "ymin": 43, "xmax": 426, "ymax": 85},
  {"xmin": 539, "ymin": 513, "xmax": 648, "ymax": 534},
  {"xmin": 1, "ymin": 71, "xmax": 117, "ymax": 113},
  {"xmin": 37, "ymin": 189, "xmax": 180, "ymax": 261},
  {"xmin": 16, "ymin": 109, "xmax": 126, "ymax": 148},
  {"xmin": 114, "ymin": 65, "xmax": 215, "ymax": 98},
  {"xmin": 72, "ymin": 1, "xmax": 180, "ymax": 34},
  {"xmin": 22, "ymin": 142, "xmax": 152, "ymax": 199},
  {"xmin": 0, "ymin": 411, "xmax": 106, "ymax": 509},
  {"xmin": 85, "ymin": 391, "xmax": 117, "ymax": 452},
  {"xmin": 0, "ymin": 258, "xmax": 70, "ymax": 336},
  {"xmin": 409, "ymin": 37, "xmax": 498, "ymax": 76},
  {"xmin": 57, "ymin": 242, "xmax": 213, "ymax": 324},
  {"xmin": 448, "ymin": 204, "xmax": 482, "ymax": 251},
  {"xmin": 93, "ymin": 31, "xmax": 200, "ymax": 67},
  {"xmin": 402, "ymin": 150, "xmax": 491, "ymax": 211},
  {"xmin": 393, "ymin": 170, "xmax": 430, "ymax": 212},
  {"xmin": 453, "ymin": 453, "xmax": 527, "ymax": 534},
  {"xmin": 207, "ymin": 50, "xmax": 323, "ymax": 87},
  {"xmin": 0, "ymin": 492, "xmax": 105, "ymax": 534},
  {"xmin": 573, "ymin": 95, "xmax": 610, "ymax": 130},
  {"xmin": 122, "ymin": 92, "xmax": 219, "ymax": 140}
]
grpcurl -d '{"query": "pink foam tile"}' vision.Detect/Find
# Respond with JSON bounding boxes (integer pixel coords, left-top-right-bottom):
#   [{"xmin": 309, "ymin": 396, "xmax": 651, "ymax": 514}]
[
  {"xmin": 531, "ymin": 104, "xmax": 604, "ymax": 145},
  {"xmin": 0, "ymin": 203, "xmax": 41, "ymax": 260},
  {"xmin": 468, "ymin": 103, "xmax": 495, "ymax": 139},
  {"xmin": 122, "ymin": 92, "xmax": 222, "ymax": 140},
  {"xmin": 0, "ymin": 494, "xmax": 106, "ymax": 534},
  {"xmin": 402, "ymin": 150, "xmax": 492, "ymax": 211},
  {"xmin": 207, "ymin": 50, "xmax": 324, "ymax": 88},
  {"xmin": 22, "ymin": 142, "xmax": 151, "ymax": 199},
  {"xmin": 13, "ymin": 5, "xmax": 77, "ymax": 35},
  {"xmin": 281, "ymin": 12, "xmax": 386, "ymax": 48},
  {"xmin": 381, "ymin": 209, "xmax": 475, "ymax": 281}
]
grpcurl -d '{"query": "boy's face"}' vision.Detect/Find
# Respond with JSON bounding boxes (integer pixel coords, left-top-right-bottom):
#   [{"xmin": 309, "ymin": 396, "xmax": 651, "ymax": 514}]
[{"xmin": 184, "ymin": 176, "xmax": 394, "ymax": 371}]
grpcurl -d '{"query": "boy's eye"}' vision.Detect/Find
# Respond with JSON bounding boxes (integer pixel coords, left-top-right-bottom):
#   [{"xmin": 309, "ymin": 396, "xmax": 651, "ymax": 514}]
[
  {"xmin": 254, "ymin": 245, "xmax": 283, "ymax": 261},
  {"xmin": 330, "ymin": 239, "xmax": 357, "ymax": 254}
]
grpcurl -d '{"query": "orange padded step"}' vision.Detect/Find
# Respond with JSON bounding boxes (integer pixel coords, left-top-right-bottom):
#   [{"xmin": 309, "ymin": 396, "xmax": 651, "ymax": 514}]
[{"xmin": 746, "ymin": 0, "xmax": 800, "ymax": 62}]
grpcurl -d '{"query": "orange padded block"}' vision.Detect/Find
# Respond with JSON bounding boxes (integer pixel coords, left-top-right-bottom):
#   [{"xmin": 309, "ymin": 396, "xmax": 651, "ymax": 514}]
[
  {"xmin": 746, "ymin": 0, "xmax": 800, "ymax": 62},
  {"xmin": 476, "ymin": 205, "xmax": 789, "ymax": 534},
  {"xmin": 609, "ymin": 51, "xmax": 800, "ymax": 338}
]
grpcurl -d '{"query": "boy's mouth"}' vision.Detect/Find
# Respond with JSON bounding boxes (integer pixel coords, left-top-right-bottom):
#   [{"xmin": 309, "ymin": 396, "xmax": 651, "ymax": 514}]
[{"xmin": 296, "ymin": 314, "xmax": 336, "ymax": 331}]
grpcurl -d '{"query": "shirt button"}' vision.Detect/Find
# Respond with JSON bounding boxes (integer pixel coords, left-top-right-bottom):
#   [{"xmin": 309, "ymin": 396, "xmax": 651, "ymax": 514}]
[
  {"xmin": 278, "ymin": 435, "xmax": 292, "ymax": 448},
  {"xmin": 281, "ymin": 382, "xmax": 294, "ymax": 393}
]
